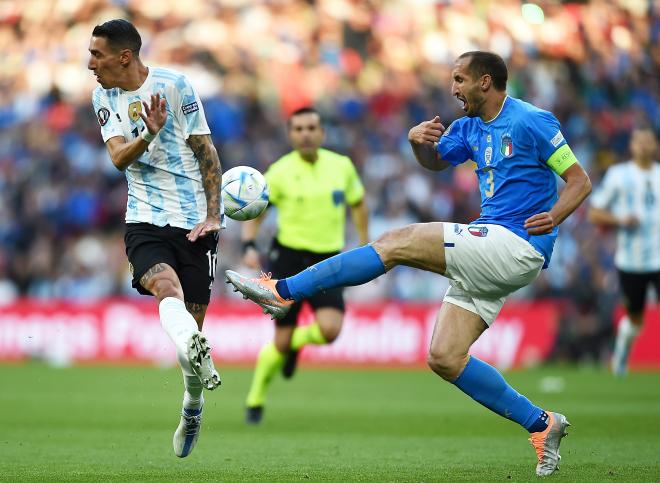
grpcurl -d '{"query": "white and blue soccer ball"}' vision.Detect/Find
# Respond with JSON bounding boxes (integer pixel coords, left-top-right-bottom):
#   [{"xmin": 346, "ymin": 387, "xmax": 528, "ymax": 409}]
[{"xmin": 221, "ymin": 166, "xmax": 269, "ymax": 221}]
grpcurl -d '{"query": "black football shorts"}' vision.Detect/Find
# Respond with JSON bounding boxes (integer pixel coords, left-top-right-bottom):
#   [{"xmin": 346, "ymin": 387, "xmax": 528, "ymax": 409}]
[
  {"xmin": 617, "ymin": 269, "xmax": 660, "ymax": 315},
  {"xmin": 267, "ymin": 238, "xmax": 345, "ymax": 327},
  {"xmin": 124, "ymin": 223, "xmax": 219, "ymax": 304}
]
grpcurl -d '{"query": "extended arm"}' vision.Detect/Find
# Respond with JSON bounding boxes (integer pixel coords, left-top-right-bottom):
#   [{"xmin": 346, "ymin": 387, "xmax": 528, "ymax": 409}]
[
  {"xmin": 241, "ymin": 210, "xmax": 267, "ymax": 269},
  {"xmin": 524, "ymin": 163, "xmax": 592, "ymax": 235},
  {"xmin": 105, "ymin": 93, "xmax": 167, "ymax": 171},
  {"xmin": 349, "ymin": 198, "xmax": 369, "ymax": 245},
  {"xmin": 408, "ymin": 116, "xmax": 451, "ymax": 171},
  {"xmin": 588, "ymin": 206, "xmax": 638, "ymax": 229},
  {"xmin": 186, "ymin": 134, "xmax": 223, "ymax": 241}
]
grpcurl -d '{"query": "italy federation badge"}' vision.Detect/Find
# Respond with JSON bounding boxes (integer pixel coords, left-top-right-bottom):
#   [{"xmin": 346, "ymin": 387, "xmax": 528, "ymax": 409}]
[{"xmin": 501, "ymin": 134, "xmax": 513, "ymax": 157}]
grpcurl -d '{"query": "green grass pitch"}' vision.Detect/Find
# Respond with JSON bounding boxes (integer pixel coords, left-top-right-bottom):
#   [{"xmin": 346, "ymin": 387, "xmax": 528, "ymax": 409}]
[{"xmin": 1, "ymin": 363, "xmax": 659, "ymax": 481}]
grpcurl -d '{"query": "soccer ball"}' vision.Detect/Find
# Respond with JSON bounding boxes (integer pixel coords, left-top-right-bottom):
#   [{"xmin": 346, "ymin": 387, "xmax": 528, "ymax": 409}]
[{"xmin": 221, "ymin": 166, "xmax": 269, "ymax": 221}]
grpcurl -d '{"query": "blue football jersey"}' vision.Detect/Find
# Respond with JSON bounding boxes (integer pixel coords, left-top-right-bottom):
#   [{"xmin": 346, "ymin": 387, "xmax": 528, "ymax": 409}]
[{"xmin": 436, "ymin": 96, "xmax": 569, "ymax": 267}]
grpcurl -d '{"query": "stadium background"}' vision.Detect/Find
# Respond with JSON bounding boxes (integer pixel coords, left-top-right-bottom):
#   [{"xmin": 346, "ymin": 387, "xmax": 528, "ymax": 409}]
[
  {"xmin": 0, "ymin": 0, "xmax": 658, "ymax": 366},
  {"xmin": 2, "ymin": 1, "xmax": 660, "ymax": 481}
]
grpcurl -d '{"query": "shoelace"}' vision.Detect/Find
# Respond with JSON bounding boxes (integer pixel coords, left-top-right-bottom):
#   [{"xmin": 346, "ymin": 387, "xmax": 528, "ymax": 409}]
[
  {"xmin": 257, "ymin": 271, "xmax": 273, "ymax": 282},
  {"xmin": 182, "ymin": 414, "xmax": 202, "ymax": 436}
]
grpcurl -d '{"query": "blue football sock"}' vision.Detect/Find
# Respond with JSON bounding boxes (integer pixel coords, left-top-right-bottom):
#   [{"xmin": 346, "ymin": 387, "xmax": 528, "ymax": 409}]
[
  {"xmin": 453, "ymin": 356, "xmax": 547, "ymax": 433},
  {"xmin": 281, "ymin": 245, "xmax": 386, "ymax": 302},
  {"xmin": 275, "ymin": 279, "xmax": 291, "ymax": 300}
]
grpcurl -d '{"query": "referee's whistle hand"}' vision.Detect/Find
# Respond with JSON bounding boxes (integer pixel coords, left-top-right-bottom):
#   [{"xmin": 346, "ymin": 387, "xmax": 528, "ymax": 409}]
[{"xmin": 243, "ymin": 249, "xmax": 261, "ymax": 270}]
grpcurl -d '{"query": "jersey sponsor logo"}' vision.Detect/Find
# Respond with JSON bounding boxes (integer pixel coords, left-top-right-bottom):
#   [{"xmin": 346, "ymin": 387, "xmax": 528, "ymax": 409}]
[
  {"xmin": 468, "ymin": 226, "xmax": 489, "ymax": 237},
  {"xmin": 485, "ymin": 146, "xmax": 493, "ymax": 165},
  {"xmin": 128, "ymin": 101, "xmax": 142, "ymax": 122},
  {"xmin": 182, "ymin": 101, "xmax": 199, "ymax": 115},
  {"xmin": 454, "ymin": 223, "xmax": 464, "ymax": 235},
  {"xmin": 550, "ymin": 130, "xmax": 564, "ymax": 147},
  {"xmin": 96, "ymin": 107, "xmax": 110, "ymax": 126},
  {"xmin": 500, "ymin": 134, "xmax": 513, "ymax": 158}
]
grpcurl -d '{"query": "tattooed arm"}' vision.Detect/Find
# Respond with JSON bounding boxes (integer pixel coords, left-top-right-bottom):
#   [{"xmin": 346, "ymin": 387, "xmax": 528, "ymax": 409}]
[{"xmin": 186, "ymin": 134, "xmax": 223, "ymax": 242}]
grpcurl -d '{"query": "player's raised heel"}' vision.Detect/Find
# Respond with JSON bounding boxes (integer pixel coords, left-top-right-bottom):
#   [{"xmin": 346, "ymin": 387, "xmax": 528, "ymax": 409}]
[
  {"xmin": 187, "ymin": 332, "xmax": 221, "ymax": 390},
  {"xmin": 173, "ymin": 407, "xmax": 203, "ymax": 458},
  {"xmin": 529, "ymin": 412, "xmax": 571, "ymax": 477},
  {"xmin": 225, "ymin": 270, "xmax": 293, "ymax": 319}
]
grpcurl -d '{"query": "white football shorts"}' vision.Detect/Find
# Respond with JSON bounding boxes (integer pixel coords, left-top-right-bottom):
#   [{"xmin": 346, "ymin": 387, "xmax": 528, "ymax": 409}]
[{"xmin": 442, "ymin": 223, "xmax": 545, "ymax": 326}]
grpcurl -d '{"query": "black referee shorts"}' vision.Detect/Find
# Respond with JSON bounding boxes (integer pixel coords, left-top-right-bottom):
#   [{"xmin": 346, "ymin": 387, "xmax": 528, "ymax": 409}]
[
  {"xmin": 124, "ymin": 223, "xmax": 219, "ymax": 305},
  {"xmin": 267, "ymin": 238, "xmax": 345, "ymax": 327},
  {"xmin": 617, "ymin": 269, "xmax": 660, "ymax": 315}
]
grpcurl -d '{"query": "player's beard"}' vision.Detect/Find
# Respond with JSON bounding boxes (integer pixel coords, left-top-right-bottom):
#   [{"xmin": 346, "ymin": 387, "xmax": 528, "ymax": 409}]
[{"xmin": 465, "ymin": 91, "xmax": 486, "ymax": 118}]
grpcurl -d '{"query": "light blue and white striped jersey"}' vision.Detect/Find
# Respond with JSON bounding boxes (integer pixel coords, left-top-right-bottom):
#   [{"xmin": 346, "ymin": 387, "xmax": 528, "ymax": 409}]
[
  {"xmin": 92, "ymin": 66, "xmax": 223, "ymax": 230},
  {"xmin": 590, "ymin": 161, "xmax": 660, "ymax": 272}
]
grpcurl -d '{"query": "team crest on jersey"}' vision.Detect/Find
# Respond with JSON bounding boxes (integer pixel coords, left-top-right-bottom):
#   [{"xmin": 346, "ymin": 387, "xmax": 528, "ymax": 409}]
[
  {"xmin": 500, "ymin": 134, "xmax": 513, "ymax": 157},
  {"xmin": 468, "ymin": 226, "xmax": 489, "ymax": 237},
  {"xmin": 128, "ymin": 101, "xmax": 142, "ymax": 122},
  {"xmin": 96, "ymin": 107, "xmax": 110, "ymax": 126}
]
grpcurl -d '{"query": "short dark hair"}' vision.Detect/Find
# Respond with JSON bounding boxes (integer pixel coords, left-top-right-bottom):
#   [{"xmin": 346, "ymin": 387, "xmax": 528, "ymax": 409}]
[
  {"xmin": 92, "ymin": 19, "xmax": 142, "ymax": 55},
  {"xmin": 458, "ymin": 51, "xmax": 508, "ymax": 91},
  {"xmin": 287, "ymin": 107, "xmax": 321, "ymax": 128}
]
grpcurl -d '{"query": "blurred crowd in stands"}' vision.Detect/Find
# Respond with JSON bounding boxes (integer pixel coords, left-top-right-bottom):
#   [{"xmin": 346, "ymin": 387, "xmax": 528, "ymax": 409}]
[{"xmin": 0, "ymin": 0, "xmax": 658, "ymax": 363}]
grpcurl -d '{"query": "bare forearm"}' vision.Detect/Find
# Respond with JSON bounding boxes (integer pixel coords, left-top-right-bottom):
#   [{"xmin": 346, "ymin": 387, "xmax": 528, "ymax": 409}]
[
  {"xmin": 350, "ymin": 199, "xmax": 369, "ymax": 245},
  {"xmin": 242, "ymin": 214, "xmax": 265, "ymax": 241},
  {"xmin": 410, "ymin": 142, "xmax": 450, "ymax": 171},
  {"xmin": 189, "ymin": 135, "xmax": 222, "ymax": 219},
  {"xmin": 107, "ymin": 137, "xmax": 150, "ymax": 171},
  {"xmin": 550, "ymin": 175, "xmax": 592, "ymax": 226},
  {"xmin": 588, "ymin": 207, "xmax": 621, "ymax": 227}
]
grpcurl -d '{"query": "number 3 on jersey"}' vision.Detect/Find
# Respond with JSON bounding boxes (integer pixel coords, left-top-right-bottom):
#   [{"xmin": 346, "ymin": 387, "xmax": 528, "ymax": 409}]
[{"xmin": 484, "ymin": 169, "xmax": 495, "ymax": 197}]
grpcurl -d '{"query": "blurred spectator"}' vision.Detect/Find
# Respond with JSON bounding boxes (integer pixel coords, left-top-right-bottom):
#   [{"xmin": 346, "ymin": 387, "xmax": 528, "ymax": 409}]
[{"xmin": 0, "ymin": 0, "xmax": 658, "ymax": 363}]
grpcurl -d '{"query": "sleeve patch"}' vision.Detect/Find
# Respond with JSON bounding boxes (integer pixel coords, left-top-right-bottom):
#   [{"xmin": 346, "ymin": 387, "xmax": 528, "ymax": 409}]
[
  {"xmin": 546, "ymin": 144, "xmax": 577, "ymax": 175},
  {"xmin": 182, "ymin": 101, "xmax": 199, "ymax": 115},
  {"xmin": 96, "ymin": 107, "xmax": 110, "ymax": 126},
  {"xmin": 550, "ymin": 130, "xmax": 564, "ymax": 147}
]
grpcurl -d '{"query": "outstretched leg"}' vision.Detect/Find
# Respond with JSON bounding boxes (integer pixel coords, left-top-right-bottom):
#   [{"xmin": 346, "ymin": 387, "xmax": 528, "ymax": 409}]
[{"xmin": 225, "ymin": 223, "xmax": 446, "ymax": 318}]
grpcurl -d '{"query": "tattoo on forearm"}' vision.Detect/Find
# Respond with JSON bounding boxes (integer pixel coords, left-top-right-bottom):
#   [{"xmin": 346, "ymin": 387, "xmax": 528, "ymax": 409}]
[
  {"xmin": 140, "ymin": 263, "xmax": 168, "ymax": 287},
  {"xmin": 188, "ymin": 135, "xmax": 222, "ymax": 218},
  {"xmin": 185, "ymin": 302, "xmax": 207, "ymax": 317}
]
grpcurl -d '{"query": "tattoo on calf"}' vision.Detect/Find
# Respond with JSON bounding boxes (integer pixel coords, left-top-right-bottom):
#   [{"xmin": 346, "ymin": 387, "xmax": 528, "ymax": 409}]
[
  {"xmin": 140, "ymin": 263, "xmax": 168, "ymax": 287},
  {"xmin": 185, "ymin": 302, "xmax": 207, "ymax": 316}
]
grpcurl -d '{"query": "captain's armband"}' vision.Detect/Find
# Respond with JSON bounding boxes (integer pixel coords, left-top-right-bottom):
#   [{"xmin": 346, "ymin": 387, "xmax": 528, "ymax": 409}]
[{"xmin": 546, "ymin": 144, "xmax": 578, "ymax": 175}]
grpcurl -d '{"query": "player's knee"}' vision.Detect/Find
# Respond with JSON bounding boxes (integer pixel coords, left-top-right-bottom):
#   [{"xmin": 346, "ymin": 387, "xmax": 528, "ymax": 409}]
[
  {"xmin": 426, "ymin": 349, "xmax": 463, "ymax": 381},
  {"xmin": 321, "ymin": 325, "xmax": 341, "ymax": 343},
  {"xmin": 274, "ymin": 339, "xmax": 290, "ymax": 354},
  {"xmin": 149, "ymin": 276, "xmax": 183, "ymax": 301},
  {"xmin": 373, "ymin": 224, "xmax": 418, "ymax": 267}
]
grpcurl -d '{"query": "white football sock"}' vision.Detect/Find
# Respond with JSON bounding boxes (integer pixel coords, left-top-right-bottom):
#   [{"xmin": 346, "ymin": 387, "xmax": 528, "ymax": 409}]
[
  {"xmin": 613, "ymin": 316, "xmax": 640, "ymax": 372},
  {"xmin": 183, "ymin": 384, "xmax": 204, "ymax": 411},
  {"xmin": 159, "ymin": 297, "xmax": 199, "ymax": 355},
  {"xmin": 160, "ymin": 297, "xmax": 207, "ymax": 406}
]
